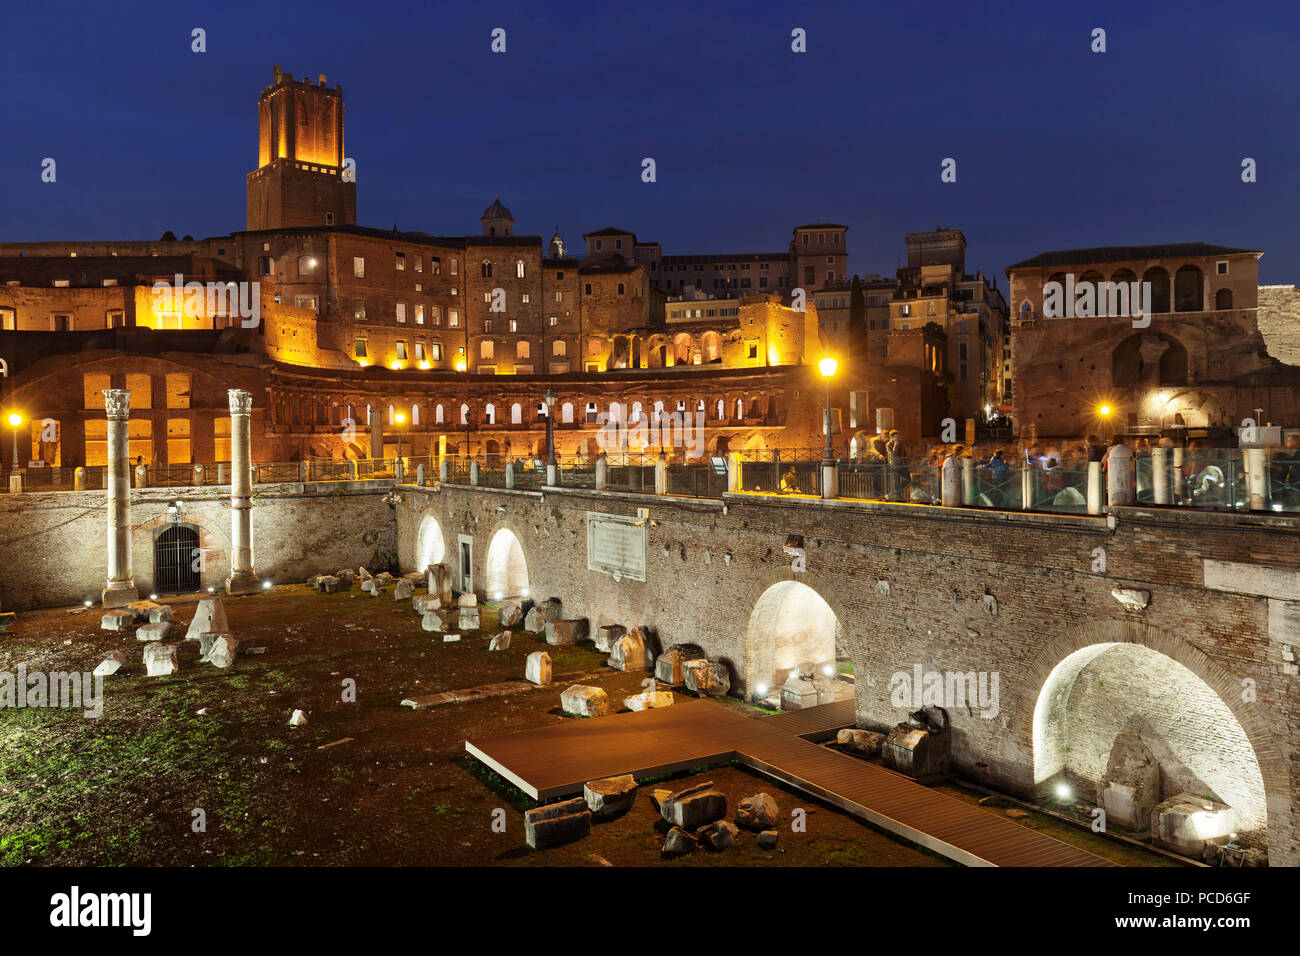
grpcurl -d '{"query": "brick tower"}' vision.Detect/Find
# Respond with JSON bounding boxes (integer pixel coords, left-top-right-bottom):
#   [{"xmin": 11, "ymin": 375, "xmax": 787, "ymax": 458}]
[{"xmin": 245, "ymin": 65, "xmax": 357, "ymax": 231}]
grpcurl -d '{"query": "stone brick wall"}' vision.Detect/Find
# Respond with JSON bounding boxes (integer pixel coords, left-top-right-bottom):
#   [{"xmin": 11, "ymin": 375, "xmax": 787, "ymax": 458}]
[
  {"xmin": 0, "ymin": 481, "xmax": 394, "ymax": 611},
  {"xmin": 397, "ymin": 483, "xmax": 1299, "ymax": 863},
  {"xmin": 1257, "ymin": 284, "xmax": 1300, "ymax": 368}
]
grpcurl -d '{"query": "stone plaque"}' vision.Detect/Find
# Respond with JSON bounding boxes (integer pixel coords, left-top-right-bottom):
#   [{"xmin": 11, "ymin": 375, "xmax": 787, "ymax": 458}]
[{"xmin": 587, "ymin": 512, "xmax": 647, "ymax": 582}]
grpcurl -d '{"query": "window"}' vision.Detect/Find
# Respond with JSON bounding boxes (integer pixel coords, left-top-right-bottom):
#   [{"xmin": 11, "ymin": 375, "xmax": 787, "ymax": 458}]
[
  {"xmin": 430, "ymin": 258, "xmax": 441, "ymax": 275},
  {"xmin": 414, "ymin": 254, "xmax": 423, "ymax": 273},
  {"xmin": 353, "ymin": 257, "xmax": 365, "ymax": 277},
  {"xmin": 415, "ymin": 342, "xmax": 426, "ymax": 361},
  {"xmin": 106, "ymin": 310, "xmax": 125, "ymax": 329},
  {"xmin": 480, "ymin": 340, "xmax": 494, "ymax": 359},
  {"xmin": 553, "ymin": 340, "xmax": 566, "ymax": 356},
  {"xmin": 415, "ymin": 304, "xmax": 425, "ymax": 325},
  {"xmin": 548, "ymin": 315, "xmax": 558, "ymax": 326},
  {"xmin": 355, "ymin": 339, "xmax": 368, "ymax": 358},
  {"xmin": 449, "ymin": 310, "xmax": 460, "ymax": 327},
  {"xmin": 258, "ymin": 256, "xmax": 274, "ymax": 276},
  {"xmin": 294, "ymin": 295, "xmax": 318, "ymax": 312},
  {"xmin": 396, "ymin": 253, "xmax": 406, "ymax": 271},
  {"xmin": 521, "ymin": 293, "xmax": 530, "ymax": 304},
  {"xmin": 298, "ymin": 255, "xmax": 317, "ymax": 275},
  {"xmin": 396, "ymin": 340, "xmax": 409, "ymax": 359},
  {"xmin": 101, "ymin": 278, "xmax": 118, "ymax": 287},
  {"xmin": 396, "ymin": 303, "xmax": 407, "ymax": 323},
  {"xmin": 584, "ymin": 283, "xmax": 592, "ymax": 295},
  {"xmin": 959, "ymin": 342, "xmax": 968, "ymax": 360},
  {"xmin": 52, "ymin": 314, "xmax": 72, "ymax": 331},
  {"xmin": 431, "ymin": 306, "xmax": 441, "ymax": 326},
  {"xmin": 431, "ymin": 343, "xmax": 443, "ymax": 361},
  {"xmin": 450, "ymin": 258, "xmax": 458, "ymax": 275},
  {"xmin": 748, "ymin": 344, "xmax": 758, "ymax": 359},
  {"xmin": 900, "ymin": 304, "xmax": 911, "ymax": 317},
  {"xmin": 481, "ymin": 260, "xmax": 493, "ymax": 278},
  {"xmin": 554, "ymin": 291, "xmax": 563, "ymax": 302},
  {"xmin": 1217, "ymin": 261, "xmax": 1229, "ymax": 275},
  {"xmin": 508, "ymin": 319, "xmax": 517, "ymax": 332},
  {"xmin": 804, "ymin": 267, "xmax": 814, "ymax": 284},
  {"xmin": 826, "ymin": 256, "xmax": 834, "ymax": 264},
  {"xmin": 517, "ymin": 341, "xmax": 530, "ymax": 359},
  {"xmin": 617, "ymin": 283, "xmax": 625, "ymax": 295},
  {"xmin": 595, "ymin": 240, "xmax": 603, "ymax": 251},
  {"xmin": 515, "ymin": 260, "xmax": 525, "ymax": 278},
  {"xmin": 959, "ymin": 363, "xmax": 968, "ymax": 382},
  {"xmin": 484, "ymin": 319, "xmax": 493, "ymax": 333},
  {"xmin": 0, "ymin": 310, "xmax": 15, "ymax": 331}
]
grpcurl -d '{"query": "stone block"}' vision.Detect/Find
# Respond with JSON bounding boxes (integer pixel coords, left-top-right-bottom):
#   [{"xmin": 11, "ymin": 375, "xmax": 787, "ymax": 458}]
[
  {"xmin": 608, "ymin": 630, "xmax": 652, "ymax": 671},
  {"xmin": 560, "ymin": 684, "xmax": 609, "ymax": 718},
  {"xmin": 185, "ymin": 598, "xmax": 228, "ymax": 641},
  {"xmin": 394, "ymin": 579, "xmax": 415, "ymax": 601},
  {"xmin": 837, "ymin": 728, "xmax": 886, "ymax": 757},
  {"xmin": 1150, "ymin": 794, "xmax": 1235, "ymax": 857},
  {"xmin": 457, "ymin": 592, "xmax": 478, "ymax": 608},
  {"xmin": 524, "ymin": 797, "xmax": 590, "ymax": 849},
  {"xmin": 662, "ymin": 826, "xmax": 697, "ymax": 857},
  {"xmin": 143, "ymin": 643, "xmax": 178, "ymax": 677},
  {"xmin": 593, "ymin": 624, "xmax": 625, "ymax": 653},
  {"xmin": 1098, "ymin": 731, "xmax": 1161, "ymax": 832},
  {"xmin": 0, "ymin": 612, "xmax": 13, "ymax": 632},
  {"xmin": 94, "ymin": 650, "xmax": 127, "ymax": 677},
  {"xmin": 545, "ymin": 618, "xmax": 588, "ymax": 646},
  {"xmin": 488, "ymin": 631, "xmax": 511, "ymax": 651},
  {"xmin": 696, "ymin": 819, "xmax": 738, "ymax": 850},
  {"xmin": 128, "ymin": 600, "xmax": 170, "ymax": 623},
  {"xmin": 583, "ymin": 774, "xmax": 637, "ymax": 817},
  {"xmin": 199, "ymin": 631, "xmax": 229, "ymax": 658},
  {"xmin": 882, "ymin": 723, "xmax": 950, "ymax": 779},
  {"xmin": 135, "ymin": 621, "xmax": 172, "ymax": 642},
  {"xmin": 458, "ymin": 607, "xmax": 480, "ymax": 630},
  {"xmin": 661, "ymin": 782, "xmax": 727, "ymax": 830},
  {"xmin": 525, "ymin": 651, "xmax": 552, "ymax": 685},
  {"xmin": 684, "ymin": 659, "xmax": 730, "ymax": 697},
  {"xmin": 498, "ymin": 603, "xmax": 523, "ymax": 627},
  {"xmin": 203, "ymin": 635, "xmax": 240, "ymax": 668},
  {"xmin": 524, "ymin": 607, "xmax": 547, "ymax": 633},
  {"xmin": 101, "ymin": 611, "xmax": 133, "ymax": 632},
  {"xmin": 427, "ymin": 564, "xmax": 453, "ymax": 605},
  {"xmin": 655, "ymin": 644, "xmax": 705, "ymax": 685},
  {"xmin": 624, "ymin": 688, "xmax": 674, "ymax": 711},
  {"xmin": 757, "ymin": 829, "xmax": 779, "ymax": 849},
  {"xmin": 420, "ymin": 611, "xmax": 442, "ymax": 632},
  {"xmin": 413, "ymin": 594, "xmax": 441, "ymax": 615},
  {"xmin": 736, "ymin": 793, "xmax": 779, "ymax": 830},
  {"xmin": 319, "ymin": 576, "xmax": 346, "ymax": 593}
]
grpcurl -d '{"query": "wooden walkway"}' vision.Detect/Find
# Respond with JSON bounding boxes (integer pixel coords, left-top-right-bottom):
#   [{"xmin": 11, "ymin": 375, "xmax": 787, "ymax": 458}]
[{"xmin": 465, "ymin": 698, "xmax": 1113, "ymax": 867}]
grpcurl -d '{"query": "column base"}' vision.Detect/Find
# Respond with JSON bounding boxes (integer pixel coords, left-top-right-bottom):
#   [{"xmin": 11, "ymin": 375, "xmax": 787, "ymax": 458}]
[
  {"xmin": 102, "ymin": 584, "xmax": 139, "ymax": 609},
  {"xmin": 225, "ymin": 571, "xmax": 261, "ymax": 596}
]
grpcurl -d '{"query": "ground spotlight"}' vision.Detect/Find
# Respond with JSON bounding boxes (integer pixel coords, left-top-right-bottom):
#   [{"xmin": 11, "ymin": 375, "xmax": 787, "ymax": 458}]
[{"xmin": 1055, "ymin": 782, "xmax": 1072, "ymax": 801}]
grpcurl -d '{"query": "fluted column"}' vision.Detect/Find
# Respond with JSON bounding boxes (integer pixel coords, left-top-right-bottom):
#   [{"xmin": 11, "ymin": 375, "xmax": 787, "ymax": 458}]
[
  {"xmin": 226, "ymin": 389, "xmax": 259, "ymax": 595},
  {"xmin": 102, "ymin": 389, "xmax": 138, "ymax": 607}
]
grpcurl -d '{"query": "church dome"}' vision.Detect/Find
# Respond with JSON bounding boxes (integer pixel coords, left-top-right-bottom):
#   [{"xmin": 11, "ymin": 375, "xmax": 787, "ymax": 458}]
[{"xmin": 481, "ymin": 194, "xmax": 513, "ymax": 221}]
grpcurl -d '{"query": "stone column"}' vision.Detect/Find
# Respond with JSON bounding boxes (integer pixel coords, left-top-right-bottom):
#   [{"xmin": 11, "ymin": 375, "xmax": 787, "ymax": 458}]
[
  {"xmin": 226, "ymin": 389, "xmax": 259, "ymax": 595},
  {"xmin": 941, "ymin": 456, "xmax": 961, "ymax": 507},
  {"xmin": 595, "ymin": 451, "xmax": 607, "ymax": 490},
  {"xmin": 102, "ymin": 388, "xmax": 138, "ymax": 608},
  {"xmin": 728, "ymin": 452, "xmax": 742, "ymax": 492},
  {"xmin": 1086, "ymin": 460, "xmax": 1103, "ymax": 515},
  {"xmin": 1152, "ymin": 446, "xmax": 1170, "ymax": 504},
  {"xmin": 655, "ymin": 452, "xmax": 668, "ymax": 495},
  {"xmin": 1020, "ymin": 463, "xmax": 1033, "ymax": 510},
  {"xmin": 961, "ymin": 457, "xmax": 976, "ymax": 505},
  {"xmin": 1107, "ymin": 444, "xmax": 1135, "ymax": 506},
  {"xmin": 370, "ymin": 405, "xmax": 384, "ymax": 460},
  {"xmin": 1244, "ymin": 446, "xmax": 1268, "ymax": 512}
]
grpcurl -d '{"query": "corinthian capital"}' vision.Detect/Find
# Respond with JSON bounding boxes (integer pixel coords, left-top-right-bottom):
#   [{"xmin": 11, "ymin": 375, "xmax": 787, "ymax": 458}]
[
  {"xmin": 228, "ymin": 389, "xmax": 253, "ymax": 416},
  {"xmin": 103, "ymin": 388, "xmax": 131, "ymax": 420}
]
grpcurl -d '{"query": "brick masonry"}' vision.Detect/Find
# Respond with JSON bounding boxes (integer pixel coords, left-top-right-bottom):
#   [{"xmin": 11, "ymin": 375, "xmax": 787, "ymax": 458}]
[{"xmin": 399, "ymin": 483, "xmax": 1299, "ymax": 864}]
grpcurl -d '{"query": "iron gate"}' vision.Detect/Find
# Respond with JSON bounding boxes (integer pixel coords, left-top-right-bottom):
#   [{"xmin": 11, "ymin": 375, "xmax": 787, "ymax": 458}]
[{"xmin": 154, "ymin": 525, "xmax": 201, "ymax": 594}]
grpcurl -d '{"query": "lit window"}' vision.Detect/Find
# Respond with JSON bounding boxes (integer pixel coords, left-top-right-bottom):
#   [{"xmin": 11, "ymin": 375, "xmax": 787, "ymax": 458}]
[
  {"xmin": 355, "ymin": 339, "xmax": 368, "ymax": 358},
  {"xmin": 396, "ymin": 303, "xmax": 407, "ymax": 323},
  {"xmin": 353, "ymin": 257, "xmax": 365, "ymax": 277},
  {"xmin": 396, "ymin": 340, "xmax": 409, "ymax": 359},
  {"xmin": 415, "ymin": 304, "xmax": 424, "ymax": 324},
  {"xmin": 396, "ymin": 253, "xmax": 406, "ymax": 271},
  {"xmin": 449, "ymin": 310, "xmax": 460, "ymax": 327},
  {"xmin": 515, "ymin": 260, "xmax": 525, "ymax": 278}
]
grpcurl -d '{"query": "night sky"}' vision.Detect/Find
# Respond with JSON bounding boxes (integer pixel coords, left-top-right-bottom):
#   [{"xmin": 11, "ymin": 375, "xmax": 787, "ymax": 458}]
[{"xmin": 3, "ymin": 0, "xmax": 1297, "ymax": 282}]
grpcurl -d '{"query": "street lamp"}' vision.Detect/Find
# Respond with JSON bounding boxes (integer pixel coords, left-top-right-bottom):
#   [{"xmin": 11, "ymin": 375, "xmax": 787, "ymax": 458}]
[
  {"xmin": 544, "ymin": 388, "xmax": 557, "ymax": 485},
  {"xmin": 394, "ymin": 410, "xmax": 406, "ymax": 461},
  {"xmin": 818, "ymin": 357, "xmax": 838, "ymax": 499},
  {"xmin": 6, "ymin": 412, "xmax": 22, "ymax": 470}
]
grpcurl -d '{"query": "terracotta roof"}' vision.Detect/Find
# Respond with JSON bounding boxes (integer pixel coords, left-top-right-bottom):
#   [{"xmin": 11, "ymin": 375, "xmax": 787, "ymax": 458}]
[{"xmin": 1008, "ymin": 242, "xmax": 1261, "ymax": 270}]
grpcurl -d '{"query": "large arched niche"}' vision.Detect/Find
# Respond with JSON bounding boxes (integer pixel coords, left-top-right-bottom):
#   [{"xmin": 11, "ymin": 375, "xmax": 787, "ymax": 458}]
[
  {"xmin": 415, "ymin": 513, "xmax": 446, "ymax": 570},
  {"xmin": 743, "ymin": 579, "xmax": 844, "ymax": 698},
  {"xmin": 1024, "ymin": 622, "xmax": 1280, "ymax": 856},
  {"xmin": 484, "ymin": 527, "xmax": 529, "ymax": 600}
]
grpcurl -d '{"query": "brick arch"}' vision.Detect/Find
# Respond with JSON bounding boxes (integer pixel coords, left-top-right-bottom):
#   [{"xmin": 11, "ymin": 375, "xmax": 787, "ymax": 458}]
[
  {"xmin": 478, "ymin": 515, "xmax": 534, "ymax": 601},
  {"xmin": 132, "ymin": 512, "xmax": 229, "ymax": 595},
  {"xmin": 736, "ymin": 565, "xmax": 853, "ymax": 697},
  {"xmin": 1011, "ymin": 616, "xmax": 1288, "ymax": 855}
]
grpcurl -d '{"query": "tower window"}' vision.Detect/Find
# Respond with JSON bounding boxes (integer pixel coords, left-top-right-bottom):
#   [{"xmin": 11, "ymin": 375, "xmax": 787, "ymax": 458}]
[{"xmin": 353, "ymin": 257, "xmax": 365, "ymax": 277}]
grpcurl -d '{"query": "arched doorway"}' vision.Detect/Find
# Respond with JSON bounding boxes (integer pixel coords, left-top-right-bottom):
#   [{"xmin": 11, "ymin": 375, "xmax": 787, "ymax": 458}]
[
  {"xmin": 415, "ymin": 514, "xmax": 446, "ymax": 570},
  {"xmin": 744, "ymin": 580, "xmax": 842, "ymax": 698},
  {"xmin": 484, "ymin": 528, "xmax": 528, "ymax": 600},
  {"xmin": 1033, "ymin": 642, "xmax": 1268, "ymax": 850},
  {"xmin": 155, "ymin": 524, "xmax": 201, "ymax": 594}
]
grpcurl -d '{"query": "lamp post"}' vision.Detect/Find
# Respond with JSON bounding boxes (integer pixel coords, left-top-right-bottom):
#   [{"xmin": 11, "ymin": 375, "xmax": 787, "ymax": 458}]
[
  {"xmin": 394, "ymin": 410, "xmax": 406, "ymax": 463},
  {"xmin": 818, "ymin": 356, "xmax": 838, "ymax": 498},
  {"xmin": 545, "ymin": 387, "xmax": 557, "ymax": 485},
  {"xmin": 6, "ymin": 412, "xmax": 22, "ymax": 470}
]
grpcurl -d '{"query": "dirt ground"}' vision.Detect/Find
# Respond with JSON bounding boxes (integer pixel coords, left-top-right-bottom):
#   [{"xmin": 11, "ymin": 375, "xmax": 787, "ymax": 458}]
[{"xmin": 0, "ymin": 583, "xmax": 1177, "ymax": 867}]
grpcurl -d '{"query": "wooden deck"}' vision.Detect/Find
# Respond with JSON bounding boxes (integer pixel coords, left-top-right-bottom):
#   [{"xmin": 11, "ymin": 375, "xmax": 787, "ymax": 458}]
[{"xmin": 465, "ymin": 698, "xmax": 1114, "ymax": 867}]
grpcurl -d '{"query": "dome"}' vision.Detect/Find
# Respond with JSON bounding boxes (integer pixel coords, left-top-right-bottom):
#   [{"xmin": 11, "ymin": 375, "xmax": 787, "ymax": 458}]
[{"xmin": 481, "ymin": 194, "xmax": 513, "ymax": 221}]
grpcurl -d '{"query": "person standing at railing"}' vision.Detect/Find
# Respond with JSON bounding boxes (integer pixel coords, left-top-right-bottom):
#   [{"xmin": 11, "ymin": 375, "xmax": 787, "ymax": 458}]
[
  {"xmin": 886, "ymin": 430, "xmax": 910, "ymax": 501},
  {"xmin": 978, "ymin": 448, "xmax": 1008, "ymax": 506},
  {"xmin": 779, "ymin": 465, "xmax": 799, "ymax": 495}
]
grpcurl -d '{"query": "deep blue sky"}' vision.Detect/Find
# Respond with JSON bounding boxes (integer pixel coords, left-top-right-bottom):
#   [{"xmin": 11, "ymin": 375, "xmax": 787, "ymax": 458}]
[{"xmin": 3, "ymin": 0, "xmax": 1297, "ymax": 282}]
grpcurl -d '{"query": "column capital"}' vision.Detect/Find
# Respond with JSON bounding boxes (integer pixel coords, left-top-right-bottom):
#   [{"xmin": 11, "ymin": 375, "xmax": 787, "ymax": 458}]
[
  {"xmin": 103, "ymin": 388, "xmax": 131, "ymax": 420},
  {"xmin": 228, "ymin": 388, "xmax": 253, "ymax": 416}
]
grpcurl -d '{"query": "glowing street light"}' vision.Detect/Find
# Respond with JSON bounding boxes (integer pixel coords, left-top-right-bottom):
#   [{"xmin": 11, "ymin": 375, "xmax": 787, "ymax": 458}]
[
  {"xmin": 454, "ymin": 356, "xmax": 467, "ymax": 372},
  {"xmin": 394, "ymin": 410, "xmax": 406, "ymax": 461},
  {"xmin": 1098, "ymin": 404, "xmax": 1112, "ymax": 418},
  {"xmin": 5, "ymin": 411, "xmax": 23, "ymax": 470},
  {"xmin": 818, "ymin": 356, "xmax": 837, "ymax": 466}
]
